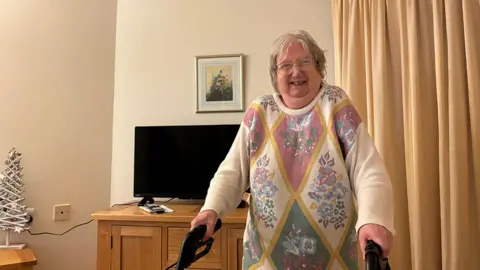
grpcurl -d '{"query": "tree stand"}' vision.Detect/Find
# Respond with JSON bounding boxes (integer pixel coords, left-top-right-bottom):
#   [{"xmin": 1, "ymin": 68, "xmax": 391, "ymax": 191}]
[{"xmin": 0, "ymin": 230, "xmax": 26, "ymax": 249}]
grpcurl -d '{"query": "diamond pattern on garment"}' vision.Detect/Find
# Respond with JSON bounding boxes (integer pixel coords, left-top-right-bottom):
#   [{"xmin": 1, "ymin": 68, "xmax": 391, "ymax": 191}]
[
  {"xmin": 250, "ymin": 149, "xmax": 291, "ymax": 250},
  {"xmin": 332, "ymin": 103, "xmax": 362, "ymax": 158},
  {"xmin": 272, "ymin": 110, "xmax": 324, "ymax": 192},
  {"xmin": 244, "ymin": 107, "xmax": 268, "ymax": 159},
  {"xmin": 270, "ymin": 201, "xmax": 331, "ymax": 270},
  {"xmin": 242, "ymin": 215, "xmax": 264, "ymax": 268},
  {"xmin": 339, "ymin": 210, "xmax": 359, "ymax": 269},
  {"xmin": 299, "ymin": 140, "xmax": 355, "ymax": 250}
]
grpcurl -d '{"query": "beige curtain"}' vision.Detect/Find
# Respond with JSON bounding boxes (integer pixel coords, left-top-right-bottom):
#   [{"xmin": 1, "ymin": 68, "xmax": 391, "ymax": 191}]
[{"xmin": 331, "ymin": 0, "xmax": 480, "ymax": 269}]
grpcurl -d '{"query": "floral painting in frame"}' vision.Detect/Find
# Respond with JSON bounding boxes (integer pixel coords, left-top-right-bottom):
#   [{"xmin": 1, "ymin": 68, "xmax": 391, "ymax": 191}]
[{"xmin": 195, "ymin": 54, "xmax": 244, "ymax": 113}]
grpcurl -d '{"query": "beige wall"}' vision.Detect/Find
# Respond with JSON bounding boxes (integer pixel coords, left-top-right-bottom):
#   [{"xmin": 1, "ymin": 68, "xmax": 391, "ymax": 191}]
[
  {"xmin": 0, "ymin": 0, "xmax": 334, "ymax": 268},
  {"xmin": 0, "ymin": 1, "xmax": 117, "ymax": 270},
  {"xmin": 111, "ymin": 0, "xmax": 335, "ymax": 204}
]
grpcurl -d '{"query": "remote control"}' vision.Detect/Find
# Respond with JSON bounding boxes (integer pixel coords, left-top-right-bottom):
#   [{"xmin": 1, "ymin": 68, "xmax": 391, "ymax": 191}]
[{"xmin": 139, "ymin": 204, "xmax": 165, "ymax": 214}]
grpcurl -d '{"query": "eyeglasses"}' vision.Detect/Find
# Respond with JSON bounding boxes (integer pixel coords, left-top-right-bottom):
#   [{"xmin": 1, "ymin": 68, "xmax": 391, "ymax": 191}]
[{"xmin": 276, "ymin": 59, "xmax": 315, "ymax": 75}]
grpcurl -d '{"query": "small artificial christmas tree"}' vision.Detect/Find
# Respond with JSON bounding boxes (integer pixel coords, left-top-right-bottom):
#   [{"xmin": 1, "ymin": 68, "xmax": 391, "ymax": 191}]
[{"xmin": 0, "ymin": 147, "xmax": 29, "ymax": 249}]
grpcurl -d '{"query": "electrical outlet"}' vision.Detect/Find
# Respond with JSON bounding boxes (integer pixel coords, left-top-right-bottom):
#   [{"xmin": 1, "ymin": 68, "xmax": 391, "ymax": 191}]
[
  {"xmin": 26, "ymin": 208, "xmax": 34, "ymax": 224},
  {"xmin": 53, "ymin": 204, "xmax": 71, "ymax": 221}
]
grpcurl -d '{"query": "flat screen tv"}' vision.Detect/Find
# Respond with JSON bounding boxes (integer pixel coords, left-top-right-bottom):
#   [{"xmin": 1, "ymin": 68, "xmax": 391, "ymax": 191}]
[{"xmin": 133, "ymin": 124, "xmax": 241, "ymax": 201}]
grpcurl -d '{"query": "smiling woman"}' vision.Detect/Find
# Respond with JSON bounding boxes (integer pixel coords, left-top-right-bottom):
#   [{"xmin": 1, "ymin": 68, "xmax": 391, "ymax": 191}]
[
  {"xmin": 191, "ymin": 30, "xmax": 395, "ymax": 270},
  {"xmin": 269, "ymin": 30, "xmax": 327, "ymax": 109}
]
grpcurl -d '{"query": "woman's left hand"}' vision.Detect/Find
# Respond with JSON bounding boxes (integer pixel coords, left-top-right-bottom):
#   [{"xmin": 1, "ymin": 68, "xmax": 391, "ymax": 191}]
[{"xmin": 358, "ymin": 223, "xmax": 393, "ymax": 259}]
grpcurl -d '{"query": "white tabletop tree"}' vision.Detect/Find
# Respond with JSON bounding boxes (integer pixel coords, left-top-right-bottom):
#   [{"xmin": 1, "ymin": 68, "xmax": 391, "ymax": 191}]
[{"xmin": 0, "ymin": 147, "xmax": 29, "ymax": 249}]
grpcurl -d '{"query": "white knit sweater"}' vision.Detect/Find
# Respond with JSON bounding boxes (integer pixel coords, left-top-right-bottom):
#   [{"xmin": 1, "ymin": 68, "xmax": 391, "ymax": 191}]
[{"xmin": 201, "ymin": 84, "xmax": 395, "ymax": 269}]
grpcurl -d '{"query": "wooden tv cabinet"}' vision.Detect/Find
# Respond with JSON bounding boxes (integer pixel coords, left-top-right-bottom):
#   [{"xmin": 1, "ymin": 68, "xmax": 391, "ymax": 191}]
[{"xmin": 91, "ymin": 202, "xmax": 248, "ymax": 270}]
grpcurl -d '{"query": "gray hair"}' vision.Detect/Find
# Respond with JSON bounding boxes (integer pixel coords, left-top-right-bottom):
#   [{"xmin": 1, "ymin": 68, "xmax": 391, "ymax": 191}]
[{"xmin": 269, "ymin": 30, "xmax": 327, "ymax": 92}]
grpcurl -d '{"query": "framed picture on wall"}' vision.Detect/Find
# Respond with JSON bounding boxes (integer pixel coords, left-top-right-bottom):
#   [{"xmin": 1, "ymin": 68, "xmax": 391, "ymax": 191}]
[{"xmin": 195, "ymin": 54, "xmax": 244, "ymax": 113}]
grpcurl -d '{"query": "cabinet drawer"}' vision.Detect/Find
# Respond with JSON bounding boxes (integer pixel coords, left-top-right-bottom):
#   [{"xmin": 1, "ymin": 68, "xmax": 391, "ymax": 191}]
[{"xmin": 166, "ymin": 226, "xmax": 222, "ymax": 269}]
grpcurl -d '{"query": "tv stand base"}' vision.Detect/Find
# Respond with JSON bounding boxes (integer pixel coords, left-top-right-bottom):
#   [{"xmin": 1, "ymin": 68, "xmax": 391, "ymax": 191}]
[{"xmin": 137, "ymin": 196, "xmax": 154, "ymax": 206}]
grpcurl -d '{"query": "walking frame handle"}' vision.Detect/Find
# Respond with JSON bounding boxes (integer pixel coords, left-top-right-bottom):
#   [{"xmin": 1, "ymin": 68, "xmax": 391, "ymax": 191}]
[
  {"xmin": 365, "ymin": 240, "xmax": 391, "ymax": 270},
  {"xmin": 165, "ymin": 219, "xmax": 222, "ymax": 270}
]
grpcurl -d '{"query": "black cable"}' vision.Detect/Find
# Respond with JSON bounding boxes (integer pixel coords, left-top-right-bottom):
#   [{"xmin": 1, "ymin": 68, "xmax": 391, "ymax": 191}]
[
  {"xmin": 159, "ymin": 198, "xmax": 175, "ymax": 204},
  {"xmin": 111, "ymin": 201, "xmax": 140, "ymax": 208},
  {"xmin": 27, "ymin": 198, "xmax": 175, "ymax": 236},
  {"xmin": 27, "ymin": 219, "xmax": 94, "ymax": 236}
]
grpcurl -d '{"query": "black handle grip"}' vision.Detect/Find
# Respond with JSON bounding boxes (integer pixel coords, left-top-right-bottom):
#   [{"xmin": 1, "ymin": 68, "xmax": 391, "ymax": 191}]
[
  {"xmin": 213, "ymin": 218, "xmax": 222, "ymax": 233},
  {"xmin": 365, "ymin": 240, "xmax": 382, "ymax": 270},
  {"xmin": 173, "ymin": 219, "xmax": 223, "ymax": 270},
  {"xmin": 190, "ymin": 219, "xmax": 222, "ymax": 240}
]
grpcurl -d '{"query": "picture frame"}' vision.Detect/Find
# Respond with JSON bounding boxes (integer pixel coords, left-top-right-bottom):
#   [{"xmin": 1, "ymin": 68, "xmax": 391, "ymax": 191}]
[{"xmin": 195, "ymin": 54, "xmax": 244, "ymax": 113}]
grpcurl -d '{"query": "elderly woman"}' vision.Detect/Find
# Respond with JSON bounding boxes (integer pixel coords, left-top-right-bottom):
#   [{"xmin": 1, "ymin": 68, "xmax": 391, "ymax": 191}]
[{"xmin": 191, "ymin": 30, "xmax": 395, "ymax": 269}]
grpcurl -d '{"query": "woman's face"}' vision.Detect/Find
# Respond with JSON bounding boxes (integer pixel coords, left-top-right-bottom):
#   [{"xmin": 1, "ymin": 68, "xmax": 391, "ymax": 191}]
[{"xmin": 275, "ymin": 41, "xmax": 323, "ymax": 109}]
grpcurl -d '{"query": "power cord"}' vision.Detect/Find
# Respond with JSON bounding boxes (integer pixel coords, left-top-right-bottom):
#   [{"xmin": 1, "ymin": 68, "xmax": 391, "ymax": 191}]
[
  {"xmin": 28, "ymin": 219, "xmax": 94, "ymax": 236},
  {"xmin": 26, "ymin": 198, "xmax": 175, "ymax": 236}
]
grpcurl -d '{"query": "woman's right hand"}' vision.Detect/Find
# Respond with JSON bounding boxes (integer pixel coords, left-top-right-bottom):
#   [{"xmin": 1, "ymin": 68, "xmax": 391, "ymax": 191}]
[{"xmin": 190, "ymin": 210, "xmax": 219, "ymax": 241}]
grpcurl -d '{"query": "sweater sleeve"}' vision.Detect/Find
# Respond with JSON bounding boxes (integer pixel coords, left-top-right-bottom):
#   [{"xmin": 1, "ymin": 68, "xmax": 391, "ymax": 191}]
[
  {"xmin": 345, "ymin": 123, "xmax": 396, "ymax": 236},
  {"xmin": 199, "ymin": 123, "xmax": 250, "ymax": 219}
]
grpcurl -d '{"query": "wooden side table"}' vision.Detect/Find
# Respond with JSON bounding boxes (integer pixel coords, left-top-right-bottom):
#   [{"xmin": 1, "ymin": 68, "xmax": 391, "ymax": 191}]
[
  {"xmin": 91, "ymin": 202, "xmax": 248, "ymax": 270},
  {"xmin": 0, "ymin": 248, "xmax": 37, "ymax": 270}
]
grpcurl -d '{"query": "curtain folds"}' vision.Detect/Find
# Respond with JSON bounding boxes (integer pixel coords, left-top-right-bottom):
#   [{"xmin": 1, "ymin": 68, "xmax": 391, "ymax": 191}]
[{"xmin": 331, "ymin": 1, "xmax": 480, "ymax": 269}]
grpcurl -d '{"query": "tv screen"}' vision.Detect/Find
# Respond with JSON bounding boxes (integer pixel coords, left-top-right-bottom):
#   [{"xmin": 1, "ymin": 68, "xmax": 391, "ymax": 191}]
[{"xmin": 133, "ymin": 124, "xmax": 241, "ymax": 199}]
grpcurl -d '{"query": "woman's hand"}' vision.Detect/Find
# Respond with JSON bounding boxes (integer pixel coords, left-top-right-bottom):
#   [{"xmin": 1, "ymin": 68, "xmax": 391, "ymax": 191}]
[
  {"xmin": 358, "ymin": 223, "xmax": 393, "ymax": 259},
  {"xmin": 190, "ymin": 210, "xmax": 219, "ymax": 241}
]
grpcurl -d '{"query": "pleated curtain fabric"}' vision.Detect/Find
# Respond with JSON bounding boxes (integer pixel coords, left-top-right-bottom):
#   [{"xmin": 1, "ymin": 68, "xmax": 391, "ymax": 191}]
[{"xmin": 331, "ymin": 0, "xmax": 480, "ymax": 269}]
